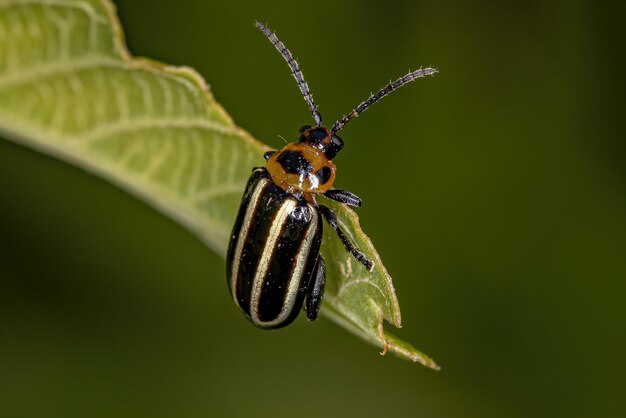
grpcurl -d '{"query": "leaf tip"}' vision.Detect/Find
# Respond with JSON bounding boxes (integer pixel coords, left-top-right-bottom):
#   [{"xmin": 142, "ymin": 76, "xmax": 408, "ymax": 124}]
[{"xmin": 378, "ymin": 318, "xmax": 440, "ymax": 370}]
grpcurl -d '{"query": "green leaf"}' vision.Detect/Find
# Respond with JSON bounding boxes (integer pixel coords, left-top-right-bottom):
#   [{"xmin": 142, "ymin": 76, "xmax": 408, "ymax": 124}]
[
  {"xmin": 0, "ymin": 0, "xmax": 438, "ymax": 369},
  {"xmin": 320, "ymin": 200, "xmax": 439, "ymax": 369}
]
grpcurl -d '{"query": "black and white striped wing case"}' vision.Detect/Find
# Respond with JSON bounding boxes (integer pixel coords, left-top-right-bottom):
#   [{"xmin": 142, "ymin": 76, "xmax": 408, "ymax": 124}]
[{"xmin": 227, "ymin": 168, "xmax": 323, "ymax": 329}]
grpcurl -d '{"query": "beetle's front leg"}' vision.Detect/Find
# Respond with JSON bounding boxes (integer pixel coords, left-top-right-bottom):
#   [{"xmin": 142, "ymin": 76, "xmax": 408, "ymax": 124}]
[
  {"xmin": 324, "ymin": 189, "xmax": 362, "ymax": 207},
  {"xmin": 305, "ymin": 255, "xmax": 325, "ymax": 321},
  {"xmin": 319, "ymin": 205, "xmax": 374, "ymax": 271}
]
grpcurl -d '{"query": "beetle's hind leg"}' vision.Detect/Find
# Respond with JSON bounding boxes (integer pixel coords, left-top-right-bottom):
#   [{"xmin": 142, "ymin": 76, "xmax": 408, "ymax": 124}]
[
  {"xmin": 319, "ymin": 205, "xmax": 374, "ymax": 271},
  {"xmin": 305, "ymin": 255, "xmax": 326, "ymax": 321},
  {"xmin": 324, "ymin": 189, "xmax": 362, "ymax": 208}
]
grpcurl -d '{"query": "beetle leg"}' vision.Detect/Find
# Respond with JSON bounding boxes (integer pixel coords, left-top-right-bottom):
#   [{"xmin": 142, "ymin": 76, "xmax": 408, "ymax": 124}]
[
  {"xmin": 305, "ymin": 255, "xmax": 326, "ymax": 321},
  {"xmin": 319, "ymin": 205, "xmax": 374, "ymax": 271},
  {"xmin": 323, "ymin": 189, "xmax": 362, "ymax": 207},
  {"xmin": 263, "ymin": 151, "xmax": 276, "ymax": 161}
]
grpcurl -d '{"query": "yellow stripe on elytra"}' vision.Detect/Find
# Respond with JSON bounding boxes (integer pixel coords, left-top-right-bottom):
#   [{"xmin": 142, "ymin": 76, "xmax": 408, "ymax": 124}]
[
  {"xmin": 230, "ymin": 179, "xmax": 268, "ymax": 306},
  {"xmin": 250, "ymin": 199, "xmax": 297, "ymax": 325},
  {"xmin": 262, "ymin": 205, "xmax": 318, "ymax": 328}
]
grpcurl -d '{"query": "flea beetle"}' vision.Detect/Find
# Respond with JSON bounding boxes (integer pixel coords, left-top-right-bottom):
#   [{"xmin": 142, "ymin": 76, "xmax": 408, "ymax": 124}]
[{"xmin": 227, "ymin": 22, "xmax": 437, "ymax": 329}]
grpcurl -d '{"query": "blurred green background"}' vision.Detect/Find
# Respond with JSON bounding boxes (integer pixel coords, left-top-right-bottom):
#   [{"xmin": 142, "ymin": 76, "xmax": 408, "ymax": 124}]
[{"xmin": 1, "ymin": 0, "xmax": 624, "ymax": 417}]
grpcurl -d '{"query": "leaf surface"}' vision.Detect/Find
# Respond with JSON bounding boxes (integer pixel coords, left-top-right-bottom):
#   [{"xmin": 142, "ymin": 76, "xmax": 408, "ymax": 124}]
[{"xmin": 0, "ymin": 0, "xmax": 437, "ymax": 368}]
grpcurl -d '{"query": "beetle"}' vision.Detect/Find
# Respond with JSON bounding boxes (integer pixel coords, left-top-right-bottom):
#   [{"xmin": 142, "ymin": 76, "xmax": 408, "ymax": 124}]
[{"xmin": 227, "ymin": 22, "xmax": 437, "ymax": 329}]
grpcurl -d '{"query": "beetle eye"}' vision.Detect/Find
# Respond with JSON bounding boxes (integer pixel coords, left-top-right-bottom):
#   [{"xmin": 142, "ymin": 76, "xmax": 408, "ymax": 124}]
[
  {"xmin": 324, "ymin": 135, "xmax": 343, "ymax": 159},
  {"xmin": 298, "ymin": 125, "xmax": 312, "ymax": 142}
]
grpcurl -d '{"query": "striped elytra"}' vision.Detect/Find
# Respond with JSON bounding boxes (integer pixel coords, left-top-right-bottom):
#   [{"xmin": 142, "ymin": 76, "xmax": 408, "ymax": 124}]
[
  {"xmin": 227, "ymin": 169, "xmax": 323, "ymax": 329},
  {"xmin": 226, "ymin": 23, "xmax": 436, "ymax": 329}
]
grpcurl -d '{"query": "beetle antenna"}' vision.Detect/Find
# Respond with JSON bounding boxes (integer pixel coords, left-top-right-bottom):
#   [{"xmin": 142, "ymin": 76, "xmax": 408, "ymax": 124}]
[
  {"xmin": 331, "ymin": 67, "xmax": 438, "ymax": 133},
  {"xmin": 255, "ymin": 22, "xmax": 323, "ymax": 126}
]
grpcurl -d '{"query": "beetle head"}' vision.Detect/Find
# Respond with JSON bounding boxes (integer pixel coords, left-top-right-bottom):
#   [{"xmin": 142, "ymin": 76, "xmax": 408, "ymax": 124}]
[{"xmin": 298, "ymin": 126, "xmax": 344, "ymax": 160}]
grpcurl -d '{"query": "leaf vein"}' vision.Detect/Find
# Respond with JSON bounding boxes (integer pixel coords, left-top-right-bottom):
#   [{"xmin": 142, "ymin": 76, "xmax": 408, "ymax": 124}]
[
  {"xmin": 0, "ymin": 0, "xmax": 105, "ymax": 25},
  {"xmin": 186, "ymin": 129, "xmax": 204, "ymax": 197},
  {"xmin": 83, "ymin": 118, "xmax": 239, "ymax": 142},
  {"xmin": 142, "ymin": 136, "xmax": 173, "ymax": 180},
  {"xmin": 192, "ymin": 184, "xmax": 243, "ymax": 202},
  {"xmin": 335, "ymin": 277, "xmax": 389, "ymax": 310},
  {"xmin": 0, "ymin": 55, "xmax": 122, "ymax": 89}
]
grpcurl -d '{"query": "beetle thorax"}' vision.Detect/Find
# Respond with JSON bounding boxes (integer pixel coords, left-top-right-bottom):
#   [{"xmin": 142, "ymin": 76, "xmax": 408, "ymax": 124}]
[{"xmin": 266, "ymin": 142, "xmax": 337, "ymax": 194}]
